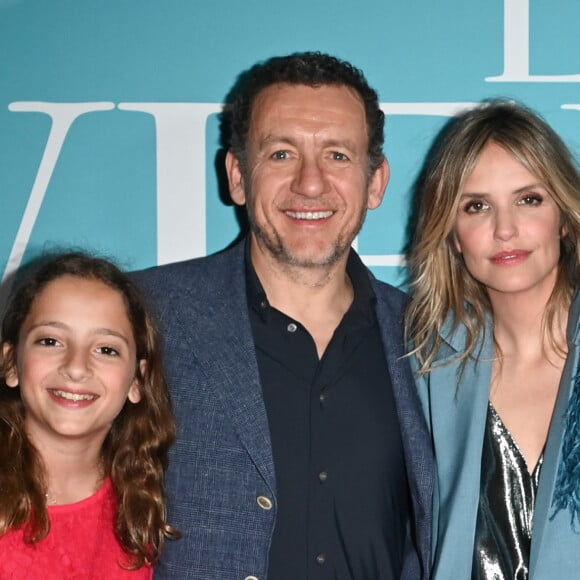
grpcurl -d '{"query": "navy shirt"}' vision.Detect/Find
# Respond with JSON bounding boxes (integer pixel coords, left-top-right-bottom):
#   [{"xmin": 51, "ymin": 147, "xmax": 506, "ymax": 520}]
[{"xmin": 246, "ymin": 248, "xmax": 410, "ymax": 580}]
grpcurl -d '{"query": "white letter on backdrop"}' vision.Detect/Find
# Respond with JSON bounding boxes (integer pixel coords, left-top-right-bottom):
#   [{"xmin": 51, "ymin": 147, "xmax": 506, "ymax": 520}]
[
  {"xmin": 118, "ymin": 103, "xmax": 222, "ymax": 265},
  {"xmin": 486, "ymin": 0, "xmax": 580, "ymax": 82},
  {"xmin": 3, "ymin": 102, "xmax": 115, "ymax": 286},
  {"xmin": 356, "ymin": 102, "xmax": 478, "ymax": 268},
  {"xmin": 561, "ymin": 104, "xmax": 580, "ymax": 114}
]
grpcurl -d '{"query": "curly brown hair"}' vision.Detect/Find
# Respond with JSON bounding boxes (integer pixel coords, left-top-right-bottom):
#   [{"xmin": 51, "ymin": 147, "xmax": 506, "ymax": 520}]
[{"xmin": 0, "ymin": 252, "xmax": 179, "ymax": 568}]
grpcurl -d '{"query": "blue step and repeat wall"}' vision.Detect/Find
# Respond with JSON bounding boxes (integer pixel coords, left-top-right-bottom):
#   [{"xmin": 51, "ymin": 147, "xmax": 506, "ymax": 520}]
[{"xmin": 2, "ymin": 0, "xmax": 580, "ymax": 296}]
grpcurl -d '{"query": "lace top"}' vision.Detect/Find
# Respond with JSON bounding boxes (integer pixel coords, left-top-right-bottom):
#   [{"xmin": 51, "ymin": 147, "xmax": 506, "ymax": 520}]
[
  {"xmin": 0, "ymin": 477, "xmax": 152, "ymax": 579},
  {"xmin": 472, "ymin": 403, "xmax": 543, "ymax": 579}
]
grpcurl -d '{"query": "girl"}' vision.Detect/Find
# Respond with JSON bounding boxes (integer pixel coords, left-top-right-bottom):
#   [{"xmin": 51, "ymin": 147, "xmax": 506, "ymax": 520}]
[
  {"xmin": 406, "ymin": 100, "xmax": 580, "ymax": 579},
  {"xmin": 0, "ymin": 252, "xmax": 178, "ymax": 578}
]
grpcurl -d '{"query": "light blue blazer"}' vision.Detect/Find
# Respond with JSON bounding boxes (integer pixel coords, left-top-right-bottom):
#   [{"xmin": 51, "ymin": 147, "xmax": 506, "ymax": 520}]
[{"xmin": 416, "ymin": 293, "xmax": 580, "ymax": 579}]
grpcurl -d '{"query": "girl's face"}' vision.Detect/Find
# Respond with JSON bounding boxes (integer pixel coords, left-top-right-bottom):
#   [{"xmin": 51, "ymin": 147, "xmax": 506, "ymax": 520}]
[
  {"xmin": 3, "ymin": 275, "xmax": 143, "ymax": 449},
  {"xmin": 454, "ymin": 142, "xmax": 563, "ymax": 305}
]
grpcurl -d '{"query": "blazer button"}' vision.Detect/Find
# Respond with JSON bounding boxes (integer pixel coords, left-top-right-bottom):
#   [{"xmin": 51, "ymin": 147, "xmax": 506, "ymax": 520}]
[
  {"xmin": 244, "ymin": 576, "xmax": 259, "ymax": 580},
  {"xmin": 256, "ymin": 495, "xmax": 273, "ymax": 510}
]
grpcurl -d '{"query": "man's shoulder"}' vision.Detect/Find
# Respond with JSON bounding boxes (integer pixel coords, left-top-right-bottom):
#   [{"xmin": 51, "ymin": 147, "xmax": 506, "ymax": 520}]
[
  {"xmin": 348, "ymin": 249, "xmax": 408, "ymax": 311},
  {"xmin": 369, "ymin": 275, "xmax": 409, "ymax": 311},
  {"xmin": 134, "ymin": 243, "xmax": 244, "ymax": 292}
]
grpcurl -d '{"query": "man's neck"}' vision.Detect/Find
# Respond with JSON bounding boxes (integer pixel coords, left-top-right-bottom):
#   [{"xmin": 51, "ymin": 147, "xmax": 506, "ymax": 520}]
[{"xmin": 251, "ymin": 243, "xmax": 354, "ymax": 358}]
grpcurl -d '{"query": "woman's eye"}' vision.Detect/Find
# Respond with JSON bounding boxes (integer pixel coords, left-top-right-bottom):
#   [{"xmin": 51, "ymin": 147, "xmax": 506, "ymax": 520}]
[
  {"xmin": 519, "ymin": 194, "xmax": 543, "ymax": 206},
  {"xmin": 463, "ymin": 200, "xmax": 488, "ymax": 213}
]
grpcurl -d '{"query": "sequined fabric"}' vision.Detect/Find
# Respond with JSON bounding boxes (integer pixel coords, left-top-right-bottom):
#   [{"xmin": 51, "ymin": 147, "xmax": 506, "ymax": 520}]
[{"xmin": 472, "ymin": 403, "xmax": 543, "ymax": 580}]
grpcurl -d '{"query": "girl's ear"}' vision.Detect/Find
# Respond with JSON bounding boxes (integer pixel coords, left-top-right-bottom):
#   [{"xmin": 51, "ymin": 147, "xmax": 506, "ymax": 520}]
[
  {"xmin": 128, "ymin": 359, "xmax": 146, "ymax": 404},
  {"xmin": 2, "ymin": 343, "xmax": 19, "ymax": 387}
]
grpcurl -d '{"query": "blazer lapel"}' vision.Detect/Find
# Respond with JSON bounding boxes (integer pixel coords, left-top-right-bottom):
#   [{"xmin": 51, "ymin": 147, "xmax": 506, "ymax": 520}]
[
  {"xmin": 178, "ymin": 243, "xmax": 276, "ymax": 494},
  {"xmin": 426, "ymin": 317, "xmax": 493, "ymax": 578},
  {"xmin": 529, "ymin": 294, "xmax": 580, "ymax": 574},
  {"xmin": 372, "ymin": 280, "xmax": 434, "ymax": 575}
]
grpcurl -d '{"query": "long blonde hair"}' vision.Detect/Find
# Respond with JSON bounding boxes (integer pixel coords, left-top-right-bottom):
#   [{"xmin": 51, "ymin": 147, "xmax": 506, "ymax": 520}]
[{"xmin": 406, "ymin": 100, "xmax": 580, "ymax": 374}]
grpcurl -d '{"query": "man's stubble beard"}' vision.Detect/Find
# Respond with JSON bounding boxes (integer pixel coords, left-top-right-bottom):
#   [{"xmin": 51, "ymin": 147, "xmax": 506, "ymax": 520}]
[{"xmin": 244, "ymin": 187, "xmax": 369, "ymax": 270}]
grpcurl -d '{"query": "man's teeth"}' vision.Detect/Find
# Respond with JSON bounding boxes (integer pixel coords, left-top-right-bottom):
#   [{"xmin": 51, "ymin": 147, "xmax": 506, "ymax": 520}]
[
  {"xmin": 52, "ymin": 390, "xmax": 97, "ymax": 402},
  {"xmin": 286, "ymin": 210, "xmax": 333, "ymax": 220}
]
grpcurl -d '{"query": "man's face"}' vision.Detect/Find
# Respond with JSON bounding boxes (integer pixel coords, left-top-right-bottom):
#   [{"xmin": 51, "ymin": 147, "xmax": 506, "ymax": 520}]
[{"xmin": 227, "ymin": 83, "xmax": 389, "ymax": 271}]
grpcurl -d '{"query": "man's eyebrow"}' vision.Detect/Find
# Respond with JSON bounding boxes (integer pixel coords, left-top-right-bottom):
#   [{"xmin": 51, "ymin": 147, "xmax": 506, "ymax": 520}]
[
  {"xmin": 257, "ymin": 134, "xmax": 296, "ymax": 148},
  {"xmin": 321, "ymin": 138, "xmax": 358, "ymax": 151},
  {"xmin": 257, "ymin": 134, "xmax": 358, "ymax": 151}
]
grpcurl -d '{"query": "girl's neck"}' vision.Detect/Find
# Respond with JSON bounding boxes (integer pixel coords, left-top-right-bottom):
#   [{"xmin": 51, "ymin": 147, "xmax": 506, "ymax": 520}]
[
  {"xmin": 31, "ymin": 432, "xmax": 107, "ymax": 506},
  {"xmin": 45, "ymin": 454, "xmax": 105, "ymax": 506}
]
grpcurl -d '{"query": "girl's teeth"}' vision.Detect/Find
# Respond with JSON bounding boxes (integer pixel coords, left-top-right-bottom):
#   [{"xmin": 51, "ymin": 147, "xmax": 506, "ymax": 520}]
[{"xmin": 52, "ymin": 390, "xmax": 96, "ymax": 402}]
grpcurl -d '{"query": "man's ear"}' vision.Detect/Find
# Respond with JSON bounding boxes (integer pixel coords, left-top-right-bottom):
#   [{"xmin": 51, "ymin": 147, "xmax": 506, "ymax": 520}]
[
  {"xmin": 226, "ymin": 151, "xmax": 247, "ymax": 206},
  {"xmin": 367, "ymin": 158, "xmax": 390, "ymax": 210},
  {"xmin": 2, "ymin": 343, "xmax": 19, "ymax": 388}
]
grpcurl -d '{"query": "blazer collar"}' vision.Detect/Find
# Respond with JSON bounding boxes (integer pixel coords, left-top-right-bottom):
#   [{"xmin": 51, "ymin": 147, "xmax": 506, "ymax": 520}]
[{"xmin": 529, "ymin": 289, "xmax": 580, "ymax": 569}]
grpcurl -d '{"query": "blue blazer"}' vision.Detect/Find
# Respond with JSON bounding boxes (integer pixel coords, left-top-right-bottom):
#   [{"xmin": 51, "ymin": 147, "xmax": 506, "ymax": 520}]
[
  {"xmin": 416, "ymin": 294, "xmax": 580, "ymax": 579},
  {"xmin": 136, "ymin": 241, "xmax": 433, "ymax": 580}
]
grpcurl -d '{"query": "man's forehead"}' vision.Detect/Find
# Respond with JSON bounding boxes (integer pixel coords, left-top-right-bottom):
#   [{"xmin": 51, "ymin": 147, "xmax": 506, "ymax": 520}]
[{"xmin": 249, "ymin": 83, "xmax": 367, "ymax": 130}]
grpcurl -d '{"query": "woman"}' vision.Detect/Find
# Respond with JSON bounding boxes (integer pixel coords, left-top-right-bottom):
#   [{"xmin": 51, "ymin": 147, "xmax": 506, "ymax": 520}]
[{"xmin": 406, "ymin": 100, "xmax": 580, "ymax": 578}]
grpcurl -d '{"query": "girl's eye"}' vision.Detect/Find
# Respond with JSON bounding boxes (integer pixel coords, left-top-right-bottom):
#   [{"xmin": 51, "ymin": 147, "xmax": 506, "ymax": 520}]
[
  {"xmin": 96, "ymin": 346, "xmax": 120, "ymax": 357},
  {"xmin": 37, "ymin": 337, "xmax": 60, "ymax": 347}
]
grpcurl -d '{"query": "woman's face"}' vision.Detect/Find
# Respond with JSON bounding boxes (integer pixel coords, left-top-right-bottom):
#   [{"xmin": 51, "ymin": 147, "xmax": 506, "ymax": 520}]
[{"xmin": 454, "ymin": 142, "xmax": 563, "ymax": 304}]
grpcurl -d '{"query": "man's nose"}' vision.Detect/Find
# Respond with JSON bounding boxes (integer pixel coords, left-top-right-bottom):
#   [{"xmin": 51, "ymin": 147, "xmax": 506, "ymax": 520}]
[{"xmin": 290, "ymin": 156, "xmax": 330, "ymax": 197}]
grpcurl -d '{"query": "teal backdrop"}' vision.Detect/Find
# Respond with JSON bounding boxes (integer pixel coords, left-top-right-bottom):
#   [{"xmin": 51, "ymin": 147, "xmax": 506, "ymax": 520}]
[{"xmin": 2, "ymin": 0, "xmax": 580, "ymax": 296}]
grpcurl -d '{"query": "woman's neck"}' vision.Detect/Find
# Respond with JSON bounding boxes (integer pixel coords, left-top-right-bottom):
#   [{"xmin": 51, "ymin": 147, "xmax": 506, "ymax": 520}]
[{"xmin": 490, "ymin": 289, "xmax": 567, "ymax": 363}]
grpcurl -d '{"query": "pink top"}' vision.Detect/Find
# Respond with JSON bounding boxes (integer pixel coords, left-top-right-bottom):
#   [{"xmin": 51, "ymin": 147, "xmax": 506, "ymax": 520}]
[{"xmin": 0, "ymin": 478, "xmax": 153, "ymax": 579}]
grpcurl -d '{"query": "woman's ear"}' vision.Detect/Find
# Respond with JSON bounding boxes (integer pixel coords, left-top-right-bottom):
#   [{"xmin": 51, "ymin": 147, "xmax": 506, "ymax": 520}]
[
  {"xmin": 452, "ymin": 231, "xmax": 462, "ymax": 254},
  {"xmin": 2, "ymin": 343, "xmax": 19, "ymax": 387}
]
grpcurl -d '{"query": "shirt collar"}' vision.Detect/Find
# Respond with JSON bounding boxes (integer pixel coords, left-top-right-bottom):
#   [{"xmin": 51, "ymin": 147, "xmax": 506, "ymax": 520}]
[{"xmin": 244, "ymin": 237, "xmax": 376, "ymax": 324}]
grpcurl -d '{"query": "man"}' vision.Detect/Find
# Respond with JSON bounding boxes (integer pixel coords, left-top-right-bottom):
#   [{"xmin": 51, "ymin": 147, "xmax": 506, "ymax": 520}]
[{"xmin": 137, "ymin": 52, "xmax": 433, "ymax": 580}]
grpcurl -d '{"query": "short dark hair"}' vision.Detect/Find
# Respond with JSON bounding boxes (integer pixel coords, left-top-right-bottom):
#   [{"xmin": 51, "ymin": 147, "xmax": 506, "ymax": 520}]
[{"xmin": 226, "ymin": 51, "xmax": 385, "ymax": 173}]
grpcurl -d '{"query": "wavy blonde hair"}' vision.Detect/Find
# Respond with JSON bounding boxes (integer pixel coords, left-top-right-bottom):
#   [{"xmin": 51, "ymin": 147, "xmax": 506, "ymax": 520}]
[
  {"xmin": 0, "ymin": 252, "xmax": 179, "ymax": 568},
  {"xmin": 406, "ymin": 100, "xmax": 580, "ymax": 374}
]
